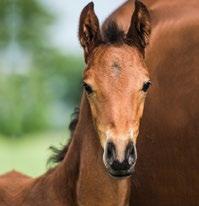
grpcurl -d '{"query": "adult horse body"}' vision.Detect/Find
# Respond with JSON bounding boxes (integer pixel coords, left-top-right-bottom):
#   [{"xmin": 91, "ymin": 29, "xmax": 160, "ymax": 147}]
[
  {"xmin": 0, "ymin": 1, "xmax": 153, "ymax": 205},
  {"xmin": 104, "ymin": 0, "xmax": 199, "ymax": 205}
]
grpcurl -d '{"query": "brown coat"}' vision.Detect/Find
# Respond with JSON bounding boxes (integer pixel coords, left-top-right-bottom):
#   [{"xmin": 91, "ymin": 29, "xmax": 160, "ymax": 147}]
[{"xmin": 103, "ymin": 0, "xmax": 199, "ymax": 205}]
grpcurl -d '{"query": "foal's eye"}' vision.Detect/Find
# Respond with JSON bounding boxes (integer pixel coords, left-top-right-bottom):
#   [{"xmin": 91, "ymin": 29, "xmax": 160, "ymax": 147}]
[
  {"xmin": 83, "ymin": 82, "xmax": 93, "ymax": 94},
  {"xmin": 142, "ymin": 81, "xmax": 151, "ymax": 92}
]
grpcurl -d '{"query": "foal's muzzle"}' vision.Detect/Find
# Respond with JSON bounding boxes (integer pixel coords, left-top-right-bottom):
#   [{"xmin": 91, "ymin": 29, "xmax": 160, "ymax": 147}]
[{"xmin": 104, "ymin": 141, "xmax": 137, "ymax": 178}]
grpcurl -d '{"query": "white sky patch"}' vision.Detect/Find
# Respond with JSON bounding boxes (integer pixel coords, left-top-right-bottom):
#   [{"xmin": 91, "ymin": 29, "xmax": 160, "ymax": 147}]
[{"xmin": 41, "ymin": 0, "xmax": 125, "ymax": 54}]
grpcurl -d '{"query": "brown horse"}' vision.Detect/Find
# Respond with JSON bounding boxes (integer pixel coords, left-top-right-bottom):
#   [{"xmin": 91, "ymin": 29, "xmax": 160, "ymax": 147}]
[
  {"xmin": 0, "ymin": 1, "xmax": 152, "ymax": 205},
  {"xmin": 103, "ymin": 0, "xmax": 199, "ymax": 205}
]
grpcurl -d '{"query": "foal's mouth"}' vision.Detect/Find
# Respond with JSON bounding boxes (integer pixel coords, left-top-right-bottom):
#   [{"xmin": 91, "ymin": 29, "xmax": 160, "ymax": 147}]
[{"xmin": 107, "ymin": 167, "xmax": 135, "ymax": 179}]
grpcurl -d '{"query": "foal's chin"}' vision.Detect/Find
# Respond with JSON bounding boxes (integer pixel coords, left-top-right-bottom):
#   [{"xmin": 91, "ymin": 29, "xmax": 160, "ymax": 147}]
[
  {"xmin": 106, "ymin": 167, "xmax": 135, "ymax": 179},
  {"xmin": 108, "ymin": 169, "xmax": 134, "ymax": 179}
]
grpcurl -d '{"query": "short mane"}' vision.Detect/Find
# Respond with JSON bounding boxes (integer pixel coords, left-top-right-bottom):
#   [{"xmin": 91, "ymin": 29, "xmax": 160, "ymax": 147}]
[{"xmin": 48, "ymin": 107, "xmax": 80, "ymax": 164}]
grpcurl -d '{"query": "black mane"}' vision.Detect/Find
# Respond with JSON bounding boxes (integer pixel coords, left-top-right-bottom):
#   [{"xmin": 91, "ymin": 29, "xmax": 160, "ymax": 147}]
[{"xmin": 48, "ymin": 107, "xmax": 79, "ymax": 165}]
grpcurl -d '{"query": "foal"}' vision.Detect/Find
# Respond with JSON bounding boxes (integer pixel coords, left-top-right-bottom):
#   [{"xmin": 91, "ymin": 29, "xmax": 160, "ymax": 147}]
[{"xmin": 0, "ymin": 1, "xmax": 151, "ymax": 205}]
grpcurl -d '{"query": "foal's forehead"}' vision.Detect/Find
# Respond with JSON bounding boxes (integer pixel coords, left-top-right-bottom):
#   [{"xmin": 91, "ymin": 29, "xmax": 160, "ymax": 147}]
[
  {"xmin": 85, "ymin": 45, "xmax": 149, "ymax": 80},
  {"xmin": 89, "ymin": 45, "xmax": 146, "ymax": 72}
]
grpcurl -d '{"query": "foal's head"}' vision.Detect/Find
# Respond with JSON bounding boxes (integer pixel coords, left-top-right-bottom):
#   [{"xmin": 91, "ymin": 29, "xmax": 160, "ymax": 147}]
[{"xmin": 79, "ymin": 1, "xmax": 151, "ymax": 178}]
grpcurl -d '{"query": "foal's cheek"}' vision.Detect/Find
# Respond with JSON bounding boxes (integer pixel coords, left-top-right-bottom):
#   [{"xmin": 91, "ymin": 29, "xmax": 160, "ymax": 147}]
[
  {"xmin": 99, "ymin": 135, "xmax": 107, "ymax": 149},
  {"xmin": 88, "ymin": 97, "xmax": 99, "ymax": 120},
  {"xmin": 95, "ymin": 124, "xmax": 108, "ymax": 149},
  {"xmin": 88, "ymin": 103, "xmax": 107, "ymax": 148},
  {"xmin": 138, "ymin": 100, "xmax": 145, "ymax": 118}
]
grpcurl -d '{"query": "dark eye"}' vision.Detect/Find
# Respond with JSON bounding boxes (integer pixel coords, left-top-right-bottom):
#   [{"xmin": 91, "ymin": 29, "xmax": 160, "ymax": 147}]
[
  {"xmin": 142, "ymin": 81, "xmax": 151, "ymax": 92},
  {"xmin": 83, "ymin": 82, "xmax": 93, "ymax": 94}
]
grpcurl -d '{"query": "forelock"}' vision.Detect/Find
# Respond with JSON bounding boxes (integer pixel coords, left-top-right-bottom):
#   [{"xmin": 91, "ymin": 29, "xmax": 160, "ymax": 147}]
[{"xmin": 103, "ymin": 21, "xmax": 126, "ymax": 44}]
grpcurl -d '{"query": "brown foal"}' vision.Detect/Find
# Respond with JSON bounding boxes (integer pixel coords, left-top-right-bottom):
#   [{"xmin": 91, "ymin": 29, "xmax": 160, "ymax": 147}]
[{"xmin": 0, "ymin": 1, "xmax": 152, "ymax": 206}]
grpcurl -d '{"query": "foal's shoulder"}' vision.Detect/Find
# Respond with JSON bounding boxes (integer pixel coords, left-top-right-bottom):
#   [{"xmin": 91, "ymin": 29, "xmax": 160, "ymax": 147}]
[
  {"xmin": 0, "ymin": 170, "xmax": 33, "ymax": 190},
  {"xmin": 0, "ymin": 170, "xmax": 31, "ymax": 180},
  {"xmin": 0, "ymin": 170, "xmax": 33, "ymax": 205}
]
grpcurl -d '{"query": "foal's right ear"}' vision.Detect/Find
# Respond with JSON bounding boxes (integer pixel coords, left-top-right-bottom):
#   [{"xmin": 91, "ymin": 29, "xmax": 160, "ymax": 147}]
[{"xmin": 79, "ymin": 2, "xmax": 102, "ymax": 63}]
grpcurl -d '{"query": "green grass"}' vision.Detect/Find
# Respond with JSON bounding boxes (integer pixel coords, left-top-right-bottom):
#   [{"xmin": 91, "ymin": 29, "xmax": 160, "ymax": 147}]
[{"xmin": 0, "ymin": 130, "xmax": 69, "ymax": 177}]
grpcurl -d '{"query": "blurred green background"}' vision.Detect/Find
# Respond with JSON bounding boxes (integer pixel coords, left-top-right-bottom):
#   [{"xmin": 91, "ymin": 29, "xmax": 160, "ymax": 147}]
[
  {"xmin": 0, "ymin": 0, "xmax": 123, "ymax": 176},
  {"xmin": 0, "ymin": 0, "xmax": 83, "ymax": 176}
]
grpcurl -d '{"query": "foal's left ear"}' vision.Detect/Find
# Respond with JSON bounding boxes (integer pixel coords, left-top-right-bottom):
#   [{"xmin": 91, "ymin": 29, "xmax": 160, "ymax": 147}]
[
  {"xmin": 126, "ymin": 0, "xmax": 151, "ymax": 55},
  {"xmin": 79, "ymin": 2, "xmax": 102, "ymax": 63}
]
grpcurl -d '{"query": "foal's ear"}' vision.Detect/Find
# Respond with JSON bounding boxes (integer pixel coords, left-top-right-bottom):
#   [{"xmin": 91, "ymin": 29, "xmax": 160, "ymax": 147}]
[
  {"xmin": 126, "ymin": 0, "xmax": 151, "ymax": 55},
  {"xmin": 79, "ymin": 2, "xmax": 102, "ymax": 63}
]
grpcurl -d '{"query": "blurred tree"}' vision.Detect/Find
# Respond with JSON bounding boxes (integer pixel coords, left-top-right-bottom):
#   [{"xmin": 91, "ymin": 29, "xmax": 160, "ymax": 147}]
[
  {"xmin": 0, "ymin": 0, "xmax": 10, "ymax": 47},
  {"xmin": 0, "ymin": 0, "xmax": 54, "ymax": 48},
  {"xmin": 0, "ymin": 0, "xmax": 83, "ymax": 136},
  {"xmin": 17, "ymin": 0, "xmax": 54, "ymax": 49}
]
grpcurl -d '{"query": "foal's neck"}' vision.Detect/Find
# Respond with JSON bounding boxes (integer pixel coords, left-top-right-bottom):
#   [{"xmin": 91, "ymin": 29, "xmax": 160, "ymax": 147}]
[{"xmin": 54, "ymin": 94, "xmax": 131, "ymax": 206}]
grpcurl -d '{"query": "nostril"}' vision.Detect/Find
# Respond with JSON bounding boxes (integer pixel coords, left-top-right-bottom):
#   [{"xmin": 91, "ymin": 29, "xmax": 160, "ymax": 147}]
[
  {"xmin": 128, "ymin": 154, "xmax": 135, "ymax": 165},
  {"xmin": 106, "ymin": 142, "xmax": 116, "ymax": 165},
  {"xmin": 129, "ymin": 146, "xmax": 135, "ymax": 158},
  {"xmin": 126, "ymin": 142, "xmax": 137, "ymax": 165},
  {"xmin": 107, "ymin": 144, "xmax": 112, "ymax": 159}
]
